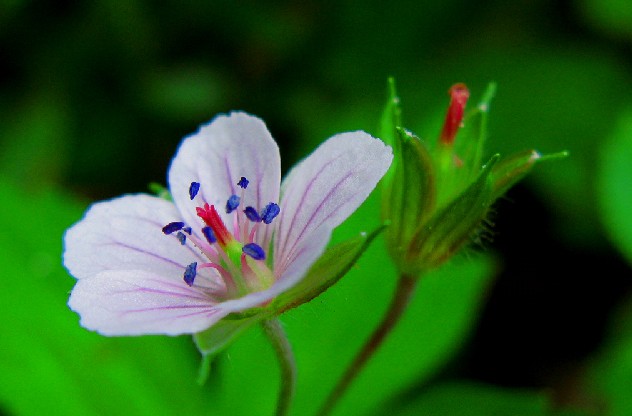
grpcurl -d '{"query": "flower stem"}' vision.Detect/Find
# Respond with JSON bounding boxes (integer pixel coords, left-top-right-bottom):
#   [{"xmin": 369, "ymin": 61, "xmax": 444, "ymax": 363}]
[
  {"xmin": 316, "ymin": 274, "xmax": 418, "ymax": 416},
  {"xmin": 262, "ymin": 318, "xmax": 296, "ymax": 416}
]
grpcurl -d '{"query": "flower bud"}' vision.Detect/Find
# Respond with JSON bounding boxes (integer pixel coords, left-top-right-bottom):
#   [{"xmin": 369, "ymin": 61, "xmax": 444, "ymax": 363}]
[{"xmin": 379, "ymin": 79, "xmax": 566, "ymax": 277}]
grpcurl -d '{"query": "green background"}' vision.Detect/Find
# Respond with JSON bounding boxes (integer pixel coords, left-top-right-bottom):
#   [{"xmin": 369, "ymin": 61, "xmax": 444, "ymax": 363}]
[{"xmin": 1, "ymin": 0, "xmax": 631, "ymax": 415}]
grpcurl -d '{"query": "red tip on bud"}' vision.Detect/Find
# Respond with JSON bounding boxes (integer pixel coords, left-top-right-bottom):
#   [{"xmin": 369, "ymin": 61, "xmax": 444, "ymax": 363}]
[{"xmin": 439, "ymin": 83, "xmax": 470, "ymax": 145}]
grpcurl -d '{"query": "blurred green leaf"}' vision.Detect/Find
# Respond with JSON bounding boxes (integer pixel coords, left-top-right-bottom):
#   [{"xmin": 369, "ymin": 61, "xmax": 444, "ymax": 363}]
[
  {"xmin": 598, "ymin": 107, "xmax": 632, "ymax": 265},
  {"xmin": 0, "ymin": 94, "xmax": 71, "ymax": 186},
  {"xmin": 586, "ymin": 295, "xmax": 632, "ymax": 416},
  {"xmin": 578, "ymin": 0, "xmax": 632, "ymax": 41},
  {"xmin": 246, "ymin": 192, "xmax": 495, "ymax": 416},
  {"xmin": 275, "ymin": 225, "xmax": 385, "ymax": 313},
  {"xmin": 208, "ymin": 192, "xmax": 494, "ymax": 416},
  {"xmin": 388, "ymin": 381, "xmax": 550, "ymax": 416},
  {"xmin": 0, "ymin": 182, "xmax": 217, "ymax": 415},
  {"xmin": 138, "ymin": 65, "xmax": 228, "ymax": 122}
]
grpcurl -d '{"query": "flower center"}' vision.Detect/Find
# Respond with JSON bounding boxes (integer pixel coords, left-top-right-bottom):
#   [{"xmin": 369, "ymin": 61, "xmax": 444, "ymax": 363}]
[{"xmin": 162, "ymin": 176, "xmax": 280, "ymax": 298}]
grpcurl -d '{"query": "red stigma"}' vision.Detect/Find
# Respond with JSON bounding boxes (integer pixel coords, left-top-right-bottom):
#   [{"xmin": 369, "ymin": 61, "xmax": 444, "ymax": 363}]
[
  {"xmin": 196, "ymin": 203, "xmax": 231, "ymax": 246},
  {"xmin": 439, "ymin": 83, "xmax": 470, "ymax": 145}
]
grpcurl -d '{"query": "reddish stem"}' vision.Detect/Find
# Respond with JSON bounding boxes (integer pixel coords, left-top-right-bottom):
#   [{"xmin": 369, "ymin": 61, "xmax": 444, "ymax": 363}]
[{"xmin": 317, "ymin": 275, "xmax": 419, "ymax": 416}]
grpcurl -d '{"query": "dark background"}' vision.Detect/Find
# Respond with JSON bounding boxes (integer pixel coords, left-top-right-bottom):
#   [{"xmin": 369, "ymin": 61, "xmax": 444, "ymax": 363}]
[{"xmin": 1, "ymin": 1, "xmax": 631, "ymax": 415}]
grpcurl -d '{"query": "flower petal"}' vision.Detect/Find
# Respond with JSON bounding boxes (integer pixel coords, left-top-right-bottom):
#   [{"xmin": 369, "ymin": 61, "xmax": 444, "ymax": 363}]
[
  {"xmin": 273, "ymin": 131, "xmax": 392, "ymax": 278},
  {"xmin": 168, "ymin": 112, "xmax": 281, "ymax": 247},
  {"xmin": 68, "ymin": 270, "xmax": 229, "ymax": 336},
  {"xmin": 63, "ymin": 194, "xmax": 206, "ymax": 281}
]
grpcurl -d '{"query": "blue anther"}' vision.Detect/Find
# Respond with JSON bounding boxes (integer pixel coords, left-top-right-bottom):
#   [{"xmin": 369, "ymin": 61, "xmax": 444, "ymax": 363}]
[
  {"xmin": 242, "ymin": 243, "xmax": 266, "ymax": 260},
  {"xmin": 243, "ymin": 206, "xmax": 261, "ymax": 222},
  {"xmin": 183, "ymin": 226, "xmax": 192, "ymax": 235},
  {"xmin": 260, "ymin": 203, "xmax": 281, "ymax": 224},
  {"xmin": 162, "ymin": 221, "xmax": 185, "ymax": 235},
  {"xmin": 202, "ymin": 226, "xmax": 217, "ymax": 244},
  {"xmin": 183, "ymin": 262, "xmax": 197, "ymax": 286},
  {"xmin": 226, "ymin": 194, "xmax": 240, "ymax": 213},
  {"xmin": 176, "ymin": 231, "xmax": 187, "ymax": 245},
  {"xmin": 189, "ymin": 182, "xmax": 201, "ymax": 200},
  {"xmin": 237, "ymin": 176, "xmax": 249, "ymax": 189}
]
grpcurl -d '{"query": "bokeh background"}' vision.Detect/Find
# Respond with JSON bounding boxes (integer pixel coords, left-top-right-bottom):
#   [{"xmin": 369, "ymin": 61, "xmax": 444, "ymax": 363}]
[{"xmin": 1, "ymin": 0, "xmax": 631, "ymax": 415}]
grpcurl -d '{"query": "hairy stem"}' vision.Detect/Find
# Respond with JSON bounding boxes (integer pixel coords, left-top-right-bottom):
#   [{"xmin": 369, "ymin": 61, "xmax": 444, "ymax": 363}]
[
  {"xmin": 262, "ymin": 318, "xmax": 297, "ymax": 416},
  {"xmin": 317, "ymin": 275, "xmax": 418, "ymax": 416}
]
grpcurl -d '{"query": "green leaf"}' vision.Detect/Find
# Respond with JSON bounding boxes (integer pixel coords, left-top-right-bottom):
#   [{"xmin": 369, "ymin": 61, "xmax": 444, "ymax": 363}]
[
  {"xmin": 196, "ymin": 190, "xmax": 496, "ymax": 416},
  {"xmin": 579, "ymin": 0, "xmax": 632, "ymax": 41},
  {"xmin": 274, "ymin": 225, "xmax": 385, "ymax": 313},
  {"xmin": 598, "ymin": 108, "xmax": 632, "ymax": 265},
  {"xmin": 291, "ymin": 253, "xmax": 495, "ymax": 416},
  {"xmin": 0, "ymin": 181, "xmax": 214, "ymax": 416},
  {"xmin": 585, "ymin": 296, "xmax": 632, "ymax": 416},
  {"xmin": 389, "ymin": 382, "xmax": 551, "ymax": 416}
]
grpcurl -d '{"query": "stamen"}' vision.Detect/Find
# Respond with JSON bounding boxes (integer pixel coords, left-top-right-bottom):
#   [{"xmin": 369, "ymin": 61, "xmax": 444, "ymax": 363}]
[
  {"xmin": 244, "ymin": 206, "xmax": 262, "ymax": 222},
  {"xmin": 183, "ymin": 226, "xmax": 192, "ymax": 235},
  {"xmin": 202, "ymin": 226, "xmax": 217, "ymax": 244},
  {"xmin": 238, "ymin": 176, "xmax": 249, "ymax": 189},
  {"xmin": 260, "ymin": 202, "xmax": 280, "ymax": 224},
  {"xmin": 243, "ymin": 243, "xmax": 266, "ymax": 260},
  {"xmin": 189, "ymin": 182, "xmax": 201, "ymax": 200},
  {"xmin": 176, "ymin": 231, "xmax": 187, "ymax": 245},
  {"xmin": 162, "ymin": 221, "xmax": 185, "ymax": 235},
  {"xmin": 183, "ymin": 262, "xmax": 197, "ymax": 286},
  {"xmin": 226, "ymin": 195, "xmax": 240, "ymax": 213}
]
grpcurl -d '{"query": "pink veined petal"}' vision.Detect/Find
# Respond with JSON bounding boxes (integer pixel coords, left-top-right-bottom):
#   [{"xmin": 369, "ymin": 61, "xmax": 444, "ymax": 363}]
[
  {"xmin": 68, "ymin": 270, "xmax": 229, "ymax": 336},
  {"xmin": 273, "ymin": 131, "xmax": 393, "ymax": 278},
  {"xmin": 168, "ymin": 112, "xmax": 281, "ymax": 248},
  {"xmin": 63, "ymin": 194, "xmax": 206, "ymax": 281}
]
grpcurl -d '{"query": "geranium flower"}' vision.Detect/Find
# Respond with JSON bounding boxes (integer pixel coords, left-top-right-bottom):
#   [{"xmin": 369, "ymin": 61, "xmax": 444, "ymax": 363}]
[{"xmin": 64, "ymin": 112, "xmax": 392, "ymax": 351}]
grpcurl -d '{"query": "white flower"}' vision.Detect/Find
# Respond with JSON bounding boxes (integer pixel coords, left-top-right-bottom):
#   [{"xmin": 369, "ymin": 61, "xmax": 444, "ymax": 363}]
[{"xmin": 64, "ymin": 112, "xmax": 392, "ymax": 338}]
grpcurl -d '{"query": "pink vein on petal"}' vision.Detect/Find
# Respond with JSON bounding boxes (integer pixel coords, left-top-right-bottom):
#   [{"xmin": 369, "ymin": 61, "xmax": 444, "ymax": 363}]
[{"xmin": 277, "ymin": 152, "xmax": 345, "ymax": 258}]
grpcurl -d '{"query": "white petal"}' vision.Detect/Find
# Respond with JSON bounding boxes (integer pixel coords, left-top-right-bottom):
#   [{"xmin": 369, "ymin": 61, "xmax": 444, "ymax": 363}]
[
  {"xmin": 63, "ymin": 194, "xmax": 204, "ymax": 281},
  {"xmin": 168, "ymin": 112, "xmax": 281, "ymax": 246},
  {"xmin": 274, "ymin": 132, "xmax": 392, "ymax": 278},
  {"xmin": 68, "ymin": 270, "xmax": 229, "ymax": 336}
]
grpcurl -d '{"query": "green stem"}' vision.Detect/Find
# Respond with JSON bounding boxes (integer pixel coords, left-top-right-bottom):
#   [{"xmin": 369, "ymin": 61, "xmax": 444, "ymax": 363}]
[
  {"xmin": 262, "ymin": 318, "xmax": 297, "ymax": 416},
  {"xmin": 316, "ymin": 274, "xmax": 418, "ymax": 416}
]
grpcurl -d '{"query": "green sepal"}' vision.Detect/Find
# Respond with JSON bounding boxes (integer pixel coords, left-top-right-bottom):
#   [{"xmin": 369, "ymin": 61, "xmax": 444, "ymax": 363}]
[
  {"xmin": 193, "ymin": 313, "xmax": 264, "ymax": 357},
  {"xmin": 273, "ymin": 225, "xmax": 385, "ymax": 314},
  {"xmin": 196, "ymin": 353, "xmax": 214, "ymax": 385},
  {"xmin": 379, "ymin": 77, "xmax": 402, "ymax": 153},
  {"xmin": 406, "ymin": 155, "xmax": 499, "ymax": 274},
  {"xmin": 491, "ymin": 149, "xmax": 540, "ymax": 199},
  {"xmin": 491, "ymin": 149, "xmax": 569, "ymax": 200},
  {"xmin": 437, "ymin": 82, "xmax": 497, "ymax": 202},
  {"xmin": 382, "ymin": 128, "xmax": 435, "ymax": 265},
  {"xmin": 459, "ymin": 82, "xmax": 497, "ymax": 180},
  {"xmin": 148, "ymin": 182, "xmax": 172, "ymax": 201}
]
